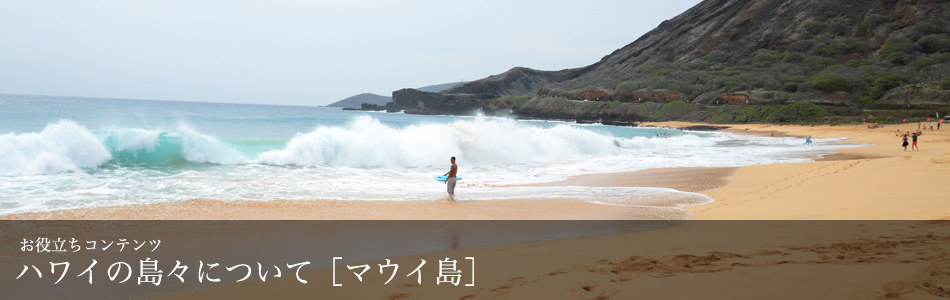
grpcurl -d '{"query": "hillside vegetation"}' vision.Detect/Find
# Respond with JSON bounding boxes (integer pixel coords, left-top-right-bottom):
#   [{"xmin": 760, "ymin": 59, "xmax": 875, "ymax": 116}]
[
  {"xmin": 382, "ymin": 0, "xmax": 950, "ymax": 124},
  {"xmin": 542, "ymin": 0, "xmax": 950, "ymax": 110}
]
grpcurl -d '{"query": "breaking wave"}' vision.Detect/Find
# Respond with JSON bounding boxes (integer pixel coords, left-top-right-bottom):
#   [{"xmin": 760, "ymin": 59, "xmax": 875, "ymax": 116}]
[{"xmin": 1, "ymin": 116, "xmax": 626, "ymax": 175}]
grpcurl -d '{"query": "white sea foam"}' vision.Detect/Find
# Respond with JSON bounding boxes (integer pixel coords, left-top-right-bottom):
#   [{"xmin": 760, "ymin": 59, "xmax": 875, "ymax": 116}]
[
  {"xmin": 2, "ymin": 116, "xmax": 852, "ymax": 175},
  {"xmin": 0, "ymin": 120, "xmax": 111, "ymax": 176},
  {"xmin": 256, "ymin": 115, "xmax": 618, "ymax": 167},
  {"xmin": 0, "ymin": 116, "xmax": 865, "ymax": 216}
]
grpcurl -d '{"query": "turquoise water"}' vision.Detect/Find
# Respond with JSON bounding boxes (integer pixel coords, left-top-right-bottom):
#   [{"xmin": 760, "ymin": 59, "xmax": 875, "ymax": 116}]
[{"xmin": 0, "ymin": 94, "xmax": 857, "ymax": 217}]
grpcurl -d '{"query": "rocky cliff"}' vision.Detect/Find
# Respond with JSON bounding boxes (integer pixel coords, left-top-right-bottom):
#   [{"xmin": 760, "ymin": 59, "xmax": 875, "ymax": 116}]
[
  {"xmin": 539, "ymin": 0, "xmax": 950, "ymax": 106},
  {"xmin": 380, "ymin": 0, "xmax": 950, "ymax": 124}
]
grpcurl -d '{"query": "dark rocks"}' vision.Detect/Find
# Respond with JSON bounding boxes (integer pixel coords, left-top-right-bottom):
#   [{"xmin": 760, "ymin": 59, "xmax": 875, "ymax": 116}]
[
  {"xmin": 326, "ymin": 93, "xmax": 392, "ymax": 108},
  {"xmin": 342, "ymin": 102, "xmax": 394, "ymax": 111},
  {"xmin": 515, "ymin": 98, "xmax": 644, "ymax": 126},
  {"xmin": 392, "ymin": 89, "xmax": 494, "ymax": 116},
  {"xmin": 678, "ymin": 125, "xmax": 729, "ymax": 131}
]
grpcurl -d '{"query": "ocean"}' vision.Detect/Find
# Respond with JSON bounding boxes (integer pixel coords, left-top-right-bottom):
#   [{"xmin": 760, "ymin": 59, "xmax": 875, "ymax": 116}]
[{"xmin": 0, "ymin": 94, "xmax": 859, "ymax": 217}]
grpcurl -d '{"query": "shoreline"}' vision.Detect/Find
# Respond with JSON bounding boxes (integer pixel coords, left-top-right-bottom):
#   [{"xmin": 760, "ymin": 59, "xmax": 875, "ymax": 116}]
[
  {"xmin": 6, "ymin": 121, "xmax": 947, "ymax": 220},
  {"xmin": 519, "ymin": 167, "xmax": 735, "ymax": 193},
  {"xmin": 8, "ymin": 121, "xmax": 950, "ymax": 299},
  {"xmin": 676, "ymin": 122, "xmax": 949, "ymax": 220},
  {"xmin": 152, "ymin": 122, "xmax": 950, "ymax": 299},
  {"xmin": 2, "ymin": 167, "xmax": 733, "ymax": 220}
]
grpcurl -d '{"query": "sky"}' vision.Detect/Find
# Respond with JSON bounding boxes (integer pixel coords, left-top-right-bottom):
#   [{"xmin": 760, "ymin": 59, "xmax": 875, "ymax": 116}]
[{"xmin": 1, "ymin": 0, "xmax": 703, "ymax": 106}]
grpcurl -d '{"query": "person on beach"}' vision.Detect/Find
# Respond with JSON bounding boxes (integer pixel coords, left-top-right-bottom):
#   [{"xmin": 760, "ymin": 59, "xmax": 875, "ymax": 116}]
[
  {"xmin": 770, "ymin": 131, "xmax": 774, "ymax": 137},
  {"xmin": 902, "ymin": 134, "xmax": 909, "ymax": 151},
  {"xmin": 912, "ymin": 132, "xmax": 919, "ymax": 151},
  {"xmin": 803, "ymin": 136, "xmax": 812, "ymax": 145},
  {"xmin": 443, "ymin": 156, "xmax": 458, "ymax": 201}
]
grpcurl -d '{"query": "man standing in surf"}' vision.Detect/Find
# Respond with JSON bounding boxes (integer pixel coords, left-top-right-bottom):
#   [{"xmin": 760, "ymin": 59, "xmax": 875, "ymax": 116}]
[{"xmin": 444, "ymin": 156, "xmax": 458, "ymax": 201}]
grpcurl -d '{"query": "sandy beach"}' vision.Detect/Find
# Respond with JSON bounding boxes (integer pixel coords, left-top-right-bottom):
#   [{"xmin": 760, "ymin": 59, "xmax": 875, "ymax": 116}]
[
  {"xmin": 9, "ymin": 122, "xmax": 948, "ymax": 221},
  {"xmin": 7, "ymin": 122, "xmax": 950, "ymax": 299},
  {"xmin": 155, "ymin": 122, "xmax": 950, "ymax": 299},
  {"xmin": 8, "ymin": 0, "xmax": 950, "ymax": 297},
  {"xmin": 151, "ymin": 221, "xmax": 950, "ymax": 300},
  {"xmin": 669, "ymin": 122, "xmax": 950, "ymax": 220}
]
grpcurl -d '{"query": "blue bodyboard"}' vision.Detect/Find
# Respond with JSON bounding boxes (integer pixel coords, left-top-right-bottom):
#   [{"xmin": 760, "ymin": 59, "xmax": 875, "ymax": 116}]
[{"xmin": 434, "ymin": 175, "xmax": 461, "ymax": 182}]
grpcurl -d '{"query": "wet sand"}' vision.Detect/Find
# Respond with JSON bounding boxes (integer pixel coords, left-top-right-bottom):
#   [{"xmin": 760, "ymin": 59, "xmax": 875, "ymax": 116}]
[
  {"xmin": 152, "ymin": 221, "xmax": 950, "ymax": 300},
  {"xmin": 1, "ymin": 199, "xmax": 647, "ymax": 220},
  {"xmin": 3, "ymin": 167, "xmax": 733, "ymax": 220},
  {"xmin": 677, "ymin": 122, "xmax": 950, "ymax": 220},
  {"xmin": 520, "ymin": 167, "xmax": 735, "ymax": 193}
]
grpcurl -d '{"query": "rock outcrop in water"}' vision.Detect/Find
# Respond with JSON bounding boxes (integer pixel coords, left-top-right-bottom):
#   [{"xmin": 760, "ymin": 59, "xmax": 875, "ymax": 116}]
[
  {"xmin": 391, "ymin": 89, "xmax": 494, "ymax": 115},
  {"xmin": 326, "ymin": 93, "xmax": 392, "ymax": 108},
  {"xmin": 330, "ymin": 82, "xmax": 468, "ymax": 109}
]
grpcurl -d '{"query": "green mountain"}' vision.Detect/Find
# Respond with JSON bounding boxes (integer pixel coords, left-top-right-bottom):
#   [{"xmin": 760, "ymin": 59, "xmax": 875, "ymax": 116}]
[
  {"xmin": 540, "ymin": 0, "xmax": 950, "ymax": 109},
  {"xmin": 396, "ymin": 0, "xmax": 950, "ymax": 124}
]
